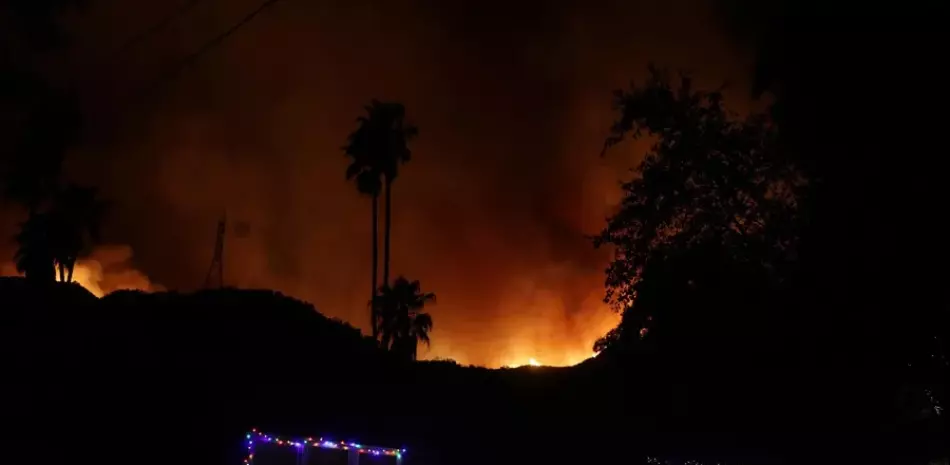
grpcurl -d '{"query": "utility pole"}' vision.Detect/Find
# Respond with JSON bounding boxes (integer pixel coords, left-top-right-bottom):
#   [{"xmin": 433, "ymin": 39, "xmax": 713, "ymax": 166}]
[{"xmin": 204, "ymin": 212, "xmax": 227, "ymax": 289}]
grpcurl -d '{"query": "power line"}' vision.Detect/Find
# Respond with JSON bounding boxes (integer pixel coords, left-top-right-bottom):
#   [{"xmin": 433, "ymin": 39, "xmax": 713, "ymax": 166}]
[
  {"xmin": 107, "ymin": 0, "xmax": 205, "ymax": 63},
  {"xmin": 59, "ymin": 0, "xmax": 203, "ymax": 102},
  {"xmin": 92, "ymin": 0, "xmax": 287, "ymax": 133},
  {"xmin": 138, "ymin": 0, "xmax": 285, "ymax": 99}
]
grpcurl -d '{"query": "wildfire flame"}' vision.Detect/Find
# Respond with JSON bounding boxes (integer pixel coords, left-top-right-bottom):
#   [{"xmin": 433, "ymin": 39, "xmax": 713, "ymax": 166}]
[
  {"xmin": 502, "ymin": 352, "xmax": 598, "ymax": 368},
  {"xmin": 60, "ymin": 260, "xmax": 107, "ymax": 297},
  {"xmin": 3, "ymin": 246, "xmax": 613, "ymax": 368}
]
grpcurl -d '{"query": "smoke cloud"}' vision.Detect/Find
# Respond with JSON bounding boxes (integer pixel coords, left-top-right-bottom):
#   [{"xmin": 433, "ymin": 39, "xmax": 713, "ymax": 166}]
[{"xmin": 2, "ymin": 0, "xmax": 753, "ymax": 366}]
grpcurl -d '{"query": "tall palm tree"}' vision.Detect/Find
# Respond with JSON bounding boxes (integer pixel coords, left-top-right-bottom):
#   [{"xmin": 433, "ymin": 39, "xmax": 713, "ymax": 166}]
[
  {"xmin": 377, "ymin": 103, "xmax": 417, "ymax": 291},
  {"xmin": 373, "ymin": 276, "xmax": 435, "ymax": 361},
  {"xmin": 344, "ymin": 100, "xmax": 418, "ymax": 340},
  {"xmin": 344, "ymin": 107, "xmax": 384, "ymax": 339}
]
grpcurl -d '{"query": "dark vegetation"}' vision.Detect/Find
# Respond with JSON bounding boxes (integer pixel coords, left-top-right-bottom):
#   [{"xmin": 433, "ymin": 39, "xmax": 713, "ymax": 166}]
[
  {"xmin": 343, "ymin": 100, "xmax": 419, "ymax": 341},
  {"xmin": 2, "ymin": 0, "xmax": 104, "ymax": 287},
  {"xmin": 374, "ymin": 276, "xmax": 436, "ymax": 361},
  {"xmin": 2, "ymin": 281, "xmax": 945, "ymax": 465},
  {"xmin": 2, "ymin": 1, "xmax": 948, "ymax": 465},
  {"xmin": 2, "ymin": 282, "xmax": 622, "ymax": 465}
]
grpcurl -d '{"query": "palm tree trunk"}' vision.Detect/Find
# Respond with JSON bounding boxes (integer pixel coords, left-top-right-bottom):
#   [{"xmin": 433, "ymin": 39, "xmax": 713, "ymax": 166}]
[
  {"xmin": 66, "ymin": 260, "xmax": 74, "ymax": 283},
  {"xmin": 383, "ymin": 177, "xmax": 393, "ymax": 290},
  {"xmin": 409, "ymin": 337, "xmax": 418, "ymax": 361},
  {"xmin": 371, "ymin": 193, "xmax": 380, "ymax": 342},
  {"xmin": 58, "ymin": 263, "xmax": 65, "ymax": 282}
]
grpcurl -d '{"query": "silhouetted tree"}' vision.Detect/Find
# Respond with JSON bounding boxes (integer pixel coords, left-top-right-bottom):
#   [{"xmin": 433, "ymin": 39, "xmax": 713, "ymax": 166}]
[
  {"xmin": 1, "ymin": 87, "xmax": 83, "ymax": 285},
  {"xmin": 344, "ymin": 100, "xmax": 418, "ymax": 340},
  {"xmin": 374, "ymin": 276, "xmax": 435, "ymax": 361},
  {"xmin": 376, "ymin": 103, "xmax": 417, "ymax": 292},
  {"xmin": 594, "ymin": 66, "xmax": 803, "ymax": 360},
  {"xmin": 2, "ymin": 0, "xmax": 88, "ymax": 287},
  {"xmin": 10, "ymin": 184, "xmax": 104, "ymax": 284},
  {"xmin": 719, "ymin": 2, "xmax": 949, "ymax": 439},
  {"xmin": 344, "ymin": 107, "xmax": 384, "ymax": 340},
  {"xmin": 49, "ymin": 184, "xmax": 106, "ymax": 282},
  {"xmin": 14, "ymin": 211, "xmax": 55, "ymax": 283}
]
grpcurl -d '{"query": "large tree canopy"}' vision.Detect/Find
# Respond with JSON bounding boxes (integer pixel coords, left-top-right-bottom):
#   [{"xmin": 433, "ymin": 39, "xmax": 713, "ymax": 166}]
[{"xmin": 594, "ymin": 67, "xmax": 804, "ymax": 357}]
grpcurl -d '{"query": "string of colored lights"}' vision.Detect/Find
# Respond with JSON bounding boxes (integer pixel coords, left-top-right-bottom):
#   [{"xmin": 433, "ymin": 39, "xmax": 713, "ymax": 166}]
[
  {"xmin": 647, "ymin": 457, "xmax": 723, "ymax": 465},
  {"xmin": 242, "ymin": 429, "xmax": 405, "ymax": 465}
]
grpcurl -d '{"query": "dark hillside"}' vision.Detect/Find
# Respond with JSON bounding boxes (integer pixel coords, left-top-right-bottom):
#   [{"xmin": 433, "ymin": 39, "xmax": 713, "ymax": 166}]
[
  {"xmin": 2, "ymin": 281, "xmax": 944, "ymax": 465},
  {"xmin": 1, "ymin": 282, "xmax": 628, "ymax": 465},
  {"xmin": 0, "ymin": 277, "xmax": 99, "ymax": 317}
]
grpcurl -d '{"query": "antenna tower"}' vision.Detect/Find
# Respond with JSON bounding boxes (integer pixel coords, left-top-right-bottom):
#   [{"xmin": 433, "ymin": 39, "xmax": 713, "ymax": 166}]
[{"xmin": 204, "ymin": 213, "xmax": 227, "ymax": 289}]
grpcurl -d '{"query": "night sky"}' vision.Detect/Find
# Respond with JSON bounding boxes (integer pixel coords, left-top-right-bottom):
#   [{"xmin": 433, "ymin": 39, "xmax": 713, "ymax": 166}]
[{"xmin": 1, "ymin": 0, "xmax": 757, "ymax": 367}]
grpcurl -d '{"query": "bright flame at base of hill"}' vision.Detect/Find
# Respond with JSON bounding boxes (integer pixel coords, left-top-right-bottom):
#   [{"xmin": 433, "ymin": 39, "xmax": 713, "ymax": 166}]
[
  {"xmin": 4, "ymin": 246, "xmax": 613, "ymax": 369},
  {"xmin": 503, "ymin": 351, "xmax": 598, "ymax": 368},
  {"xmin": 56, "ymin": 260, "xmax": 106, "ymax": 297}
]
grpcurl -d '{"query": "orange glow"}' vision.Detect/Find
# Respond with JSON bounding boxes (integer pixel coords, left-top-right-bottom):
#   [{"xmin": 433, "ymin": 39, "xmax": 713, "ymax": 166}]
[
  {"xmin": 60, "ymin": 259, "xmax": 106, "ymax": 297},
  {"xmin": 503, "ymin": 351, "xmax": 601, "ymax": 369},
  {"xmin": 0, "ymin": 0, "xmax": 755, "ymax": 369},
  {"xmin": 435, "ymin": 288, "xmax": 620, "ymax": 368},
  {"xmin": 1, "ymin": 245, "xmax": 160, "ymax": 298},
  {"xmin": 2, "ymin": 243, "xmax": 617, "ymax": 367}
]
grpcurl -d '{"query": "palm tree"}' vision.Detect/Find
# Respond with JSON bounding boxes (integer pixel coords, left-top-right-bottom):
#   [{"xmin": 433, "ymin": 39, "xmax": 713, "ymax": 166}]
[
  {"xmin": 344, "ymin": 108, "xmax": 384, "ymax": 340},
  {"xmin": 399, "ymin": 311, "xmax": 433, "ymax": 362},
  {"xmin": 344, "ymin": 100, "xmax": 418, "ymax": 340},
  {"xmin": 49, "ymin": 184, "xmax": 106, "ymax": 283},
  {"xmin": 373, "ymin": 276, "xmax": 435, "ymax": 361},
  {"xmin": 377, "ymin": 103, "xmax": 417, "ymax": 291},
  {"xmin": 14, "ymin": 212, "xmax": 56, "ymax": 283},
  {"xmin": 3, "ymin": 90, "xmax": 83, "ymax": 284}
]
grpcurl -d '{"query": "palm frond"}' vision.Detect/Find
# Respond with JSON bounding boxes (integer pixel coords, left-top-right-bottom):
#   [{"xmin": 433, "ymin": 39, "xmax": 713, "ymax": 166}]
[
  {"xmin": 345, "ymin": 161, "xmax": 363, "ymax": 180},
  {"xmin": 413, "ymin": 312, "xmax": 433, "ymax": 346}
]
